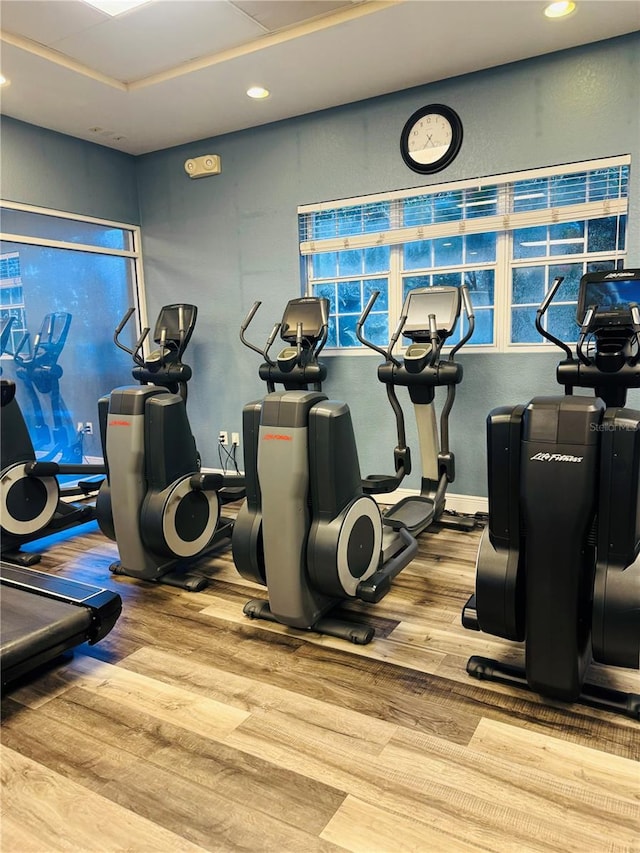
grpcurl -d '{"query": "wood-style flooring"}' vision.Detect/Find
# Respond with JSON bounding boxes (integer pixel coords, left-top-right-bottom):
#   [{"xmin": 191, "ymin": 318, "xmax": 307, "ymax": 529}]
[{"xmin": 1, "ymin": 509, "xmax": 638, "ymax": 852}]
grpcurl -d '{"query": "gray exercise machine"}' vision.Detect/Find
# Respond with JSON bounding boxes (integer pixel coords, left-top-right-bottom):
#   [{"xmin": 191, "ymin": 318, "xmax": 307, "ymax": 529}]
[{"xmin": 232, "ymin": 296, "xmax": 419, "ymax": 644}]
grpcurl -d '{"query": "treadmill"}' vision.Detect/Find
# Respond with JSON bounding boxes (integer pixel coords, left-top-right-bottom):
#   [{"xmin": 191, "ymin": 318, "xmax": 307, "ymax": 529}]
[{"xmin": 1, "ymin": 562, "xmax": 122, "ymax": 687}]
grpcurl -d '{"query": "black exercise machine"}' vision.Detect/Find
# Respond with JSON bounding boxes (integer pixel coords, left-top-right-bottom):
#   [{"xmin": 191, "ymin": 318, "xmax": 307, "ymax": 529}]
[
  {"xmin": 233, "ymin": 296, "xmax": 419, "ymax": 644},
  {"xmin": 357, "ymin": 285, "xmax": 476, "ymax": 542},
  {"xmin": 96, "ymin": 304, "xmax": 240, "ymax": 591},
  {"xmin": 462, "ymin": 270, "xmax": 640, "ymax": 719},
  {"xmin": 0, "ymin": 376, "xmax": 104, "ymax": 566},
  {"xmin": 1, "ymin": 561, "xmax": 122, "ymax": 688}
]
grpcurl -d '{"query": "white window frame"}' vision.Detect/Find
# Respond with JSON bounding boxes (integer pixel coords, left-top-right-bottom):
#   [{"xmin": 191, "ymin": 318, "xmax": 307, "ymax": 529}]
[
  {"xmin": 0, "ymin": 199, "xmax": 148, "ymax": 338},
  {"xmin": 298, "ymin": 155, "xmax": 630, "ymax": 354}
]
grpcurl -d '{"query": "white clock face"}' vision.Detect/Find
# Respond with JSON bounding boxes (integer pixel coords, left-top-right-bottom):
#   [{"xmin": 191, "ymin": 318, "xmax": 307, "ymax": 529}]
[{"xmin": 407, "ymin": 113, "xmax": 453, "ymax": 165}]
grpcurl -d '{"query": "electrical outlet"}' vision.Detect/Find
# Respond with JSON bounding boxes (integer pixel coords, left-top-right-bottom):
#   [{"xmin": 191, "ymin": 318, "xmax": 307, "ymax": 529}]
[
  {"xmin": 219, "ymin": 430, "xmax": 228, "ymax": 446},
  {"xmin": 231, "ymin": 432, "xmax": 240, "ymax": 446},
  {"xmin": 84, "ymin": 422, "xmax": 93, "ymax": 435}
]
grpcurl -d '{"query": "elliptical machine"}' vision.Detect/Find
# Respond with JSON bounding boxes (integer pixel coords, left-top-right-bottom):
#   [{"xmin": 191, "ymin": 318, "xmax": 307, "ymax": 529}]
[
  {"xmin": 0, "ymin": 317, "xmax": 104, "ymax": 567},
  {"xmin": 96, "ymin": 304, "xmax": 235, "ymax": 591},
  {"xmin": 13, "ymin": 312, "xmax": 85, "ymax": 463},
  {"xmin": 233, "ymin": 296, "xmax": 418, "ymax": 644},
  {"xmin": 357, "ymin": 285, "xmax": 476, "ymax": 549},
  {"xmin": 462, "ymin": 270, "xmax": 640, "ymax": 718}
]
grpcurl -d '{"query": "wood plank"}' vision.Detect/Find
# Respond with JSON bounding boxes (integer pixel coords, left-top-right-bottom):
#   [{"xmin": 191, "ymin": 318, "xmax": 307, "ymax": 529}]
[
  {"xmin": 320, "ymin": 795, "xmax": 488, "ymax": 853},
  {"xmin": 469, "ymin": 717, "xmax": 640, "ymax": 802},
  {"xmin": 0, "ymin": 746, "xmax": 208, "ymax": 852}
]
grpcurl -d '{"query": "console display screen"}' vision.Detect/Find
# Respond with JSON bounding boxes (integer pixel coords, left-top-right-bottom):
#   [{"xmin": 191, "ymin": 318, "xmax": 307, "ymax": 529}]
[
  {"xmin": 281, "ymin": 299, "xmax": 327, "ymax": 340},
  {"xmin": 577, "ymin": 271, "xmax": 640, "ymax": 325}
]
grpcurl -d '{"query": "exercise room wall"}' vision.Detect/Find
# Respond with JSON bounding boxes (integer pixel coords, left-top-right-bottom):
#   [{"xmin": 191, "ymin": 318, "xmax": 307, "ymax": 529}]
[{"xmin": 135, "ymin": 33, "xmax": 639, "ymax": 497}]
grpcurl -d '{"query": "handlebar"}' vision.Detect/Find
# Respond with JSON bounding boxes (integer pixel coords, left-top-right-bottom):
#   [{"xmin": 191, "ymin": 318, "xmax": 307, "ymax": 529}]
[
  {"xmin": 356, "ymin": 290, "xmax": 402, "ymax": 366},
  {"xmin": 535, "ymin": 276, "xmax": 573, "ymax": 359},
  {"xmin": 239, "ymin": 301, "xmax": 280, "ymax": 366},
  {"xmin": 449, "ymin": 284, "xmax": 476, "ymax": 361}
]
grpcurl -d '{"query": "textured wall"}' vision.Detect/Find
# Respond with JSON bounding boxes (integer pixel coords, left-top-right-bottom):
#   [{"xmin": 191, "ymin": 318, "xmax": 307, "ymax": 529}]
[{"xmin": 135, "ymin": 34, "xmax": 639, "ymax": 496}]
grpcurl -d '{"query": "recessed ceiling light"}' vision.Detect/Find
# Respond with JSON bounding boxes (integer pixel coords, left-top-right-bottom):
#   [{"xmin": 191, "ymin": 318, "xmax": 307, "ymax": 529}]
[
  {"xmin": 246, "ymin": 86, "xmax": 270, "ymax": 100},
  {"xmin": 544, "ymin": 1, "xmax": 576, "ymax": 18},
  {"xmin": 81, "ymin": 0, "xmax": 152, "ymax": 16},
  {"xmin": 0, "ymin": 74, "xmax": 9, "ymax": 87}
]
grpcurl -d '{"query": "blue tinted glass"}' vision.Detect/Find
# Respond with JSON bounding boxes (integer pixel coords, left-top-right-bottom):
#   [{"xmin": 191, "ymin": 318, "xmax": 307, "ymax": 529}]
[
  {"xmin": 312, "ymin": 252, "xmax": 337, "ymax": 278},
  {"xmin": 465, "ymin": 270, "xmax": 494, "ymax": 307},
  {"xmin": 586, "ymin": 260, "xmax": 616, "ymax": 274},
  {"xmin": 511, "ymin": 306, "xmax": 540, "ymax": 343},
  {"xmin": 0, "ymin": 241, "xmax": 136, "ymax": 460},
  {"xmin": 364, "ymin": 245, "xmax": 390, "ymax": 274},
  {"xmin": 433, "ymin": 191, "xmax": 463, "ymax": 223},
  {"xmin": 464, "ymin": 188, "xmax": 497, "ymax": 218},
  {"xmin": 512, "ymin": 267, "xmax": 545, "ymax": 305},
  {"xmin": 550, "ymin": 173, "xmax": 586, "ymax": 207},
  {"xmin": 0, "ymin": 208, "xmax": 130, "ymax": 250},
  {"xmin": 338, "ymin": 314, "xmax": 360, "ymax": 347},
  {"xmin": 547, "ymin": 304, "xmax": 578, "ymax": 343},
  {"xmin": 337, "ymin": 208, "xmax": 361, "ymax": 237},
  {"xmin": 363, "ymin": 313, "xmax": 389, "ymax": 348},
  {"xmin": 434, "ymin": 236, "xmax": 463, "ymax": 267},
  {"xmin": 403, "ymin": 275, "xmax": 431, "ymax": 302},
  {"xmin": 364, "ymin": 279, "xmax": 388, "ymax": 311},
  {"xmin": 461, "ymin": 308, "xmax": 494, "ymax": 344},
  {"xmin": 363, "ymin": 202, "xmax": 390, "ymax": 232},
  {"xmin": 326, "ymin": 315, "xmax": 337, "ymax": 347},
  {"xmin": 433, "ymin": 272, "xmax": 461, "ymax": 287},
  {"xmin": 513, "ymin": 179, "xmax": 548, "ymax": 211},
  {"xmin": 587, "ymin": 217, "xmax": 618, "ymax": 253},
  {"xmin": 465, "ymin": 231, "xmax": 496, "ymax": 263},
  {"xmin": 313, "ymin": 282, "xmax": 336, "ymax": 314},
  {"xmin": 513, "ymin": 226, "xmax": 547, "ymax": 259},
  {"xmin": 403, "ymin": 196, "xmax": 433, "ymax": 227},
  {"xmin": 338, "ymin": 249, "xmax": 363, "ymax": 277},
  {"xmin": 619, "ymin": 215, "xmax": 627, "ymax": 250},
  {"xmin": 338, "ymin": 281, "xmax": 361, "ymax": 313},
  {"xmin": 404, "ymin": 240, "xmax": 432, "ymax": 270},
  {"xmin": 312, "ymin": 210, "xmax": 336, "ymax": 240},
  {"xmin": 549, "ymin": 263, "xmax": 583, "ymax": 302},
  {"xmin": 549, "ymin": 221, "xmax": 585, "ymax": 255}
]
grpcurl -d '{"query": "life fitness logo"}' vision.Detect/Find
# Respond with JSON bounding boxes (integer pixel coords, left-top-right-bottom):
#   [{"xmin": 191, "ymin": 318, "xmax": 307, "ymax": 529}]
[
  {"xmin": 530, "ymin": 452, "xmax": 583, "ymax": 463},
  {"xmin": 109, "ymin": 420, "xmax": 131, "ymax": 427},
  {"xmin": 263, "ymin": 433, "xmax": 292, "ymax": 441}
]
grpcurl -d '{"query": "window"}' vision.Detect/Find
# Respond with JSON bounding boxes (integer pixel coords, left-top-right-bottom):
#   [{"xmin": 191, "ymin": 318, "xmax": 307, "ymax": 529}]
[
  {"xmin": 298, "ymin": 157, "xmax": 630, "ymax": 351},
  {"xmin": 0, "ymin": 201, "xmax": 145, "ymax": 462}
]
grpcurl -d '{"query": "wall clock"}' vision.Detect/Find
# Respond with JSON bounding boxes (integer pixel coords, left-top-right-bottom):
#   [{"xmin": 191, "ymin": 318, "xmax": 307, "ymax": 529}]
[{"xmin": 400, "ymin": 104, "xmax": 463, "ymax": 174}]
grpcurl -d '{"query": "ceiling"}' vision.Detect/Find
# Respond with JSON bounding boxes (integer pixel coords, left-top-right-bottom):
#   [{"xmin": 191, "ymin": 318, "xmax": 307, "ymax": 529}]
[{"xmin": 0, "ymin": 0, "xmax": 638, "ymax": 156}]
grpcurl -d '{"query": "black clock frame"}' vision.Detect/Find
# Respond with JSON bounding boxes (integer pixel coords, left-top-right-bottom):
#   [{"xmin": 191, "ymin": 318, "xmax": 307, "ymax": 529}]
[{"xmin": 400, "ymin": 104, "xmax": 463, "ymax": 174}]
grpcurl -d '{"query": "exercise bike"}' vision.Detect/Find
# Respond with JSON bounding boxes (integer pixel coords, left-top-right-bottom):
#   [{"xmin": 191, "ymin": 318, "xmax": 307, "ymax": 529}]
[
  {"xmin": 96, "ymin": 304, "xmax": 238, "ymax": 591},
  {"xmin": 13, "ymin": 311, "xmax": 85, "ymax": 464},
  {"xmin": 462, "ymin": 270, "xmax": 640, "ymax": 719},
  {"xmin": 233, "ymin": 296, "xmax": 419, "ymax": 644},
  {"xmin": 357, "ymin": 285, "xmax": 476, "ymax": 552}
]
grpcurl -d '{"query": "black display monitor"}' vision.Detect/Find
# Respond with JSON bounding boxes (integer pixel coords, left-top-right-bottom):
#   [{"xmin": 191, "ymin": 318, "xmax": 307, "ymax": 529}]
[
  {"xmin": 280, "ymin": 297, "xmax": 328, "ymax": 342},
  {"xmin": 577, "ymin": 270, "xmax": 640, "ymax": 327},
  {"xmin": 153, "ymin": 304, "xmax": 197, "ymax": 349},
  {"xmin": 403, "ymin": 286, "xmax": 461, "ymax": 339}
]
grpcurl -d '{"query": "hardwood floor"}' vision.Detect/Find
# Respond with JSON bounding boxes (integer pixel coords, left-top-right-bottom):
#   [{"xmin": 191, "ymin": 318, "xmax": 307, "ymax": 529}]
[{"xmin": 1, "ymin": 511, "xmax": 638, "ymax": 852}]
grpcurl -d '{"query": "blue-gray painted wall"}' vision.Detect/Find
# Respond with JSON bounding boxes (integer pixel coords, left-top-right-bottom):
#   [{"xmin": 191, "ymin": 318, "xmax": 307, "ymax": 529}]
[{"xmin": 2, "ymin": 34, "xmax": 639, "ymax": 495}]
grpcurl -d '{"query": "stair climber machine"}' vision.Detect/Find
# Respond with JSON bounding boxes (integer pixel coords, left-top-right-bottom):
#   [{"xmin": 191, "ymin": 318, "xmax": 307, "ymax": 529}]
[
  {"xmin": 1, "ymin": 319, "xmax": 105, "ymax": 567},
  {"xmin": 232, "ymin": 296, "xmax": 420, "ymax": 644},
  {"xmin": 96, "ymin": 304, "xmax": 241, "ymax": 591},
  {"xmin": 462, "ymin": 271, "xmax": 640, "ymax": 719},
  {"xmin": 357, "ymin": 285, "xmax": 477, "ymax": 550},
  {"xmin": 13, "ymin": 311, "xmax": 85, "ymax": 464}
]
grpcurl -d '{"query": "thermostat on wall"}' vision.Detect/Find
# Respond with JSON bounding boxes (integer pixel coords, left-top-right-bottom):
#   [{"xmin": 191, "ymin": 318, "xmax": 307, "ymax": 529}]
[{"xmin": 184, "ymin": 154, "xmax": 221, "ymax": 179}]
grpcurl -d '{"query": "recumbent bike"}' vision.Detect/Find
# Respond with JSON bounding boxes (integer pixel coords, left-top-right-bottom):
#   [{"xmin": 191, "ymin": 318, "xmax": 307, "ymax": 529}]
[{"xmin": 462, "ymin": 270, "xmax": 640, "ymax": 718}]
